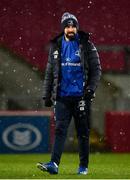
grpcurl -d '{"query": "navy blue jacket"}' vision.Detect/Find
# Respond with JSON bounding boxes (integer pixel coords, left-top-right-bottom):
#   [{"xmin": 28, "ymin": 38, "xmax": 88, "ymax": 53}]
[{"xmin": 43, "ymin": 31, "xmax": 102, "ymax": 100}]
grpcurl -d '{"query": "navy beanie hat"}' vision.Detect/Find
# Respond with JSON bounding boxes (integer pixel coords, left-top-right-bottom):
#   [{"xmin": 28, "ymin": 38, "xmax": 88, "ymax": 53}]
[{"xmin": 61, "ymin": 12, "xmax": 79, "ymax": 30}]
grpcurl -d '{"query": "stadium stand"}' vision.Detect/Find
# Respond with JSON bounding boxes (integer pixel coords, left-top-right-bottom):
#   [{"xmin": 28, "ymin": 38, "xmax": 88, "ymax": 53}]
[{"xmin": 0, "ymin": 0, "xmax": 130, "ymax": 152}]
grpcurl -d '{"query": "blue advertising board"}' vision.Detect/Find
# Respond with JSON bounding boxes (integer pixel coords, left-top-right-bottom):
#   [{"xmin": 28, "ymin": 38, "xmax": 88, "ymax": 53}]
[{"xmin": 0, "ymin": 113, "xmax": 50, "ymax": 153}]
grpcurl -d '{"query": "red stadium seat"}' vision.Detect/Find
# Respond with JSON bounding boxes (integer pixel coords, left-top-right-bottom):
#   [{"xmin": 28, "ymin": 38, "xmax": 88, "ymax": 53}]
[
  {"xmin": 99, "ymin": 51, "xmax": 125, "ymax": 72},
  {"xmin": 105, "ymin": 111, "xmax": 130, "ymax": 152}
]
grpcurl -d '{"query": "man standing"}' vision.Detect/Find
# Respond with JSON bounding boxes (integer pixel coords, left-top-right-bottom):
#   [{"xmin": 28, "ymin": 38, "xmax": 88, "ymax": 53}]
[{"xmin": 37, "ymin": 12, "xmax": 101, "ymax": 175}]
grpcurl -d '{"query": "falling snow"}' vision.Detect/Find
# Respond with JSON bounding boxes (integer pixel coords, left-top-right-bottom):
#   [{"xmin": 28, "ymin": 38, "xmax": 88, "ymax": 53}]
[
  {"xmin": 3, "ymin": 8, "xmax": 7, "ymax": 11},
  {"xmin": 0, "ymin": 1, "xmax": 130, "ymax": 156}
]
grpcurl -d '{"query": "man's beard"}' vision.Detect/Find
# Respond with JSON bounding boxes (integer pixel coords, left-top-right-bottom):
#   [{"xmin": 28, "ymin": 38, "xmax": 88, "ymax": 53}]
[{"xmin": 65, "ymin": 32, "xmax": 76, "ymax": 41}]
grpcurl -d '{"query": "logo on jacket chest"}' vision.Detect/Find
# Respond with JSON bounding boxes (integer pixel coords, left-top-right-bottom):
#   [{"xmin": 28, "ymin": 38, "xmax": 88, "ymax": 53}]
[
  {"xmin": 75, "ymin": 50, "xmax": 81, "ymax": 58},
  {"xmin": 53, "ymin": 50, "xmax": 59, "ymax": 59}
]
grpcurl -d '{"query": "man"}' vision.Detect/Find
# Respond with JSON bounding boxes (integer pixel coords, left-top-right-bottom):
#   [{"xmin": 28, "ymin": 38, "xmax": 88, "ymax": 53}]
[{"xmin": 37, "ymin": 12, "xmax": 101, "ymax": 175}]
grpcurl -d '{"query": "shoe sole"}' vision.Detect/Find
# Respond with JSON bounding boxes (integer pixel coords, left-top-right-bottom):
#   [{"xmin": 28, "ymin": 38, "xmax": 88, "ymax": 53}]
[
  {"xmin": 36, "ymin": 162, "xmax": 58, "ymax": 174},
  {"xmin": 37, "ymin": 162, "xmax": 47, "ymax": 172},
  {"xmin": 78, "ymin": 172, "xmax": 88, "ymax": 175}
]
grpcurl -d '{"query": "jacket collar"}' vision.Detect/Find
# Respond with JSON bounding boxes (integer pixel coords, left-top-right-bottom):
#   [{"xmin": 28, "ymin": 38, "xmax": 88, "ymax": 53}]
[{"xmin": 51, "ymin": 31, "xmax": 90, "ymax": 46}]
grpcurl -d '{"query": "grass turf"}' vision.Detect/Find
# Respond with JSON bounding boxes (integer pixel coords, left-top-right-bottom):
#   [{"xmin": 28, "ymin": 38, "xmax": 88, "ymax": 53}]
[{"xmin": 0, "ymin": 153, "xmax": 130, "ymax": 179}]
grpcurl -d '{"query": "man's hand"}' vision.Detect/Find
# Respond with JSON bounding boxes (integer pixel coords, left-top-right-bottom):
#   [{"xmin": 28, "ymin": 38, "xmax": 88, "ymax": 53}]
[{"xmin": 44, "ymin": 98, "xmax": 53, "ymax": 107}]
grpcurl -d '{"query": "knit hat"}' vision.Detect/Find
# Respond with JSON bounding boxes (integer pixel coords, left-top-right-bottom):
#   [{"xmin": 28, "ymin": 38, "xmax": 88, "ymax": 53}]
[{"xmin": 61, "ymin": 12, "xmax": 79, "ymax": 30}]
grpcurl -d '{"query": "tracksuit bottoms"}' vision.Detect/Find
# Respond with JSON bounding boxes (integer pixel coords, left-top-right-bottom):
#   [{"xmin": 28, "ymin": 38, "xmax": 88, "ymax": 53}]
[{"xmin": 51, "ymin": 96, "xmax": 91, "ymax": 168}]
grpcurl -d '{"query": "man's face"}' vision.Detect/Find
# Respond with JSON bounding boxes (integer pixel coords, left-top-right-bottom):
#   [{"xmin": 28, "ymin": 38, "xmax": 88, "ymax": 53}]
[{"xmin": 64, "ymin": 25, "xmax": 77, "ymax": 40}]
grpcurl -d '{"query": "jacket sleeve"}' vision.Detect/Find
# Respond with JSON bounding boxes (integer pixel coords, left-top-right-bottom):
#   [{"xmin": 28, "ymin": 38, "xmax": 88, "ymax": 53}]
[
  {"xmin": 42, "ymin": 43, "xmax": 54, "ymax": 99},
  {"xmin": 86, "ymin": 41, "xmax": 102, "ymax": 92}
]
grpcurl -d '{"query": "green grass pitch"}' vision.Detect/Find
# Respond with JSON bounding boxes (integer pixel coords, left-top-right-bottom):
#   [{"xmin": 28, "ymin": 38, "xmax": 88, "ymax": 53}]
[{"xmin": 0, "ymin": 153, "xmax": 130, "ymax": 179}]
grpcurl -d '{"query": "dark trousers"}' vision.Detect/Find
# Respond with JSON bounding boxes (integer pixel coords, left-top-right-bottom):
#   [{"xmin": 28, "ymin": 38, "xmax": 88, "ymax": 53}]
[{"xmin": 51, "ymin": 96, "xmax": 91, "ymax": 168}]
